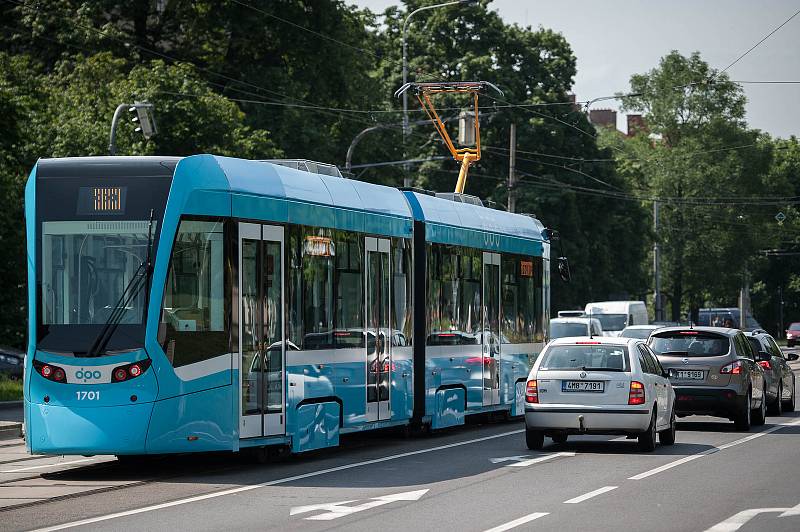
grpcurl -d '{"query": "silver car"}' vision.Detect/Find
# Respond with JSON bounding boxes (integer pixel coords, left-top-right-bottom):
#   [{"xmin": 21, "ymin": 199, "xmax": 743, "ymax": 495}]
[
  {"xmin": 649, "ymin": 327, "xmax": 766, "ymax": 430},
  {"xmin": 745, "ymin": 330, "xmax": 798, "ymax": 415}
]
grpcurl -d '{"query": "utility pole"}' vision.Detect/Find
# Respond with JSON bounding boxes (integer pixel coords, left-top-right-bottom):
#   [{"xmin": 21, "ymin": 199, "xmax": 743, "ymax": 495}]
[
  {"xmin": 739, "ymin": 264, "xmax": 750, "ymax": 329},
  {"xmin": 653, "ymin": 200, "xmax": 663, "ymax": 321},
  {"xmin": 778, "ymin": 285, "xmax": 784, "ymax": 339},
  {"xmin": 507, "ymin": 123, "xmax": 516, "ymax": 212}
]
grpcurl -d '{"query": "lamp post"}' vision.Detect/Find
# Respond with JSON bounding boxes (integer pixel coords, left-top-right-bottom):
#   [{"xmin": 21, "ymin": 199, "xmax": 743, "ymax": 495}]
[{"xmin": 402, "ymin": 0, "xmax": 476, "ymax": 187}]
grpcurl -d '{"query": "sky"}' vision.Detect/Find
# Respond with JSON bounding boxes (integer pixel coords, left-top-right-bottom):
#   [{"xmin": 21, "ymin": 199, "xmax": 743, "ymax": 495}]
[{"xmin": 347, "ymin": 0, "xmax": 800, "ymax": 138}]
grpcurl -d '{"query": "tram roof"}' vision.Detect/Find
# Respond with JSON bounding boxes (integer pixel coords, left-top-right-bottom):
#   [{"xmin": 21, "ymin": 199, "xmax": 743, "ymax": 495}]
[
  {"xmin": 403, "ymin": 190, "xmax": 546, "ymax": 247},
  {"xmin": 210, "ymin": 156, "xmax": 413, "ymax": 220}
]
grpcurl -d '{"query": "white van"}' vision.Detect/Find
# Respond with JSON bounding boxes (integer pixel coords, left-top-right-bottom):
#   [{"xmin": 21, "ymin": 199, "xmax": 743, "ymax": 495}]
[{"xmin": 584, "ymin": 301, "xmax": 648, "ymax": 337}]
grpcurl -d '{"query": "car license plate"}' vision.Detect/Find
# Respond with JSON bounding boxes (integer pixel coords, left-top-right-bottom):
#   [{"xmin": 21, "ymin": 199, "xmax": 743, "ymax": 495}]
[
  {"xmin": 673, "ymin": 370, "xmax": 704, "ymax": 380},
  {"xmin": 562, "ymin": 381, "xmax": 604, "ymax": 392}
]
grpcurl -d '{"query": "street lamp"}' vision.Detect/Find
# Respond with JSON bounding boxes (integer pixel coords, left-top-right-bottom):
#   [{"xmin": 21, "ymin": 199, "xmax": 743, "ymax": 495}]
[{"xmin": 401, "ymin": 0, "xmax": 477, "ymax": 187}]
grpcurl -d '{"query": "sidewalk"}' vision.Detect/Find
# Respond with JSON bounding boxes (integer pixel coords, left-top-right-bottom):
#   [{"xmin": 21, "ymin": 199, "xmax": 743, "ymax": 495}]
[{"xmin": 0, "ymin": 401, "xmax": 23, "ymax": 441}]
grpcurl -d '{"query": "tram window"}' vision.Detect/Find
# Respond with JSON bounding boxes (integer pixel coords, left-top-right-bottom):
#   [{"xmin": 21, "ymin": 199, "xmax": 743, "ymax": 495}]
[
  {"xmin": 160, "ymin": 219, "xmax": 228, "ymax": 368},
  {"xmin": 334, "ymin": 230, "xmax": 364, "ymax": 348},
  {"xmin": 288, "ymin": 226, "xmax": 335, "ymax": 350},
  {"xmin": 426, "ymin": 244, "xmax": 481, "ymax": 345},
  {"xmin": 501, "ymin": 255, "xmax": 540, "ymax": 344},
  {"xmin": 392, "ymin": 238, "xmax": 413, "ymax": 346}
]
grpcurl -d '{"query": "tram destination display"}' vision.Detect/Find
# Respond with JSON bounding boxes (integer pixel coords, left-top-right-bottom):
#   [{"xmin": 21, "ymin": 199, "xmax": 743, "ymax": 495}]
[{"xmin": 76, "ymin": 186, "xmax": 127, "ymax": 215}]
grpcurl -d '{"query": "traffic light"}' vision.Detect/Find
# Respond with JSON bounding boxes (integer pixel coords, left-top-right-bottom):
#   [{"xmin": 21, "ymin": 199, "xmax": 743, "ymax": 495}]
[{"xmin": 129, "ymin": 102, "xmax": 157, "ymax": 139}]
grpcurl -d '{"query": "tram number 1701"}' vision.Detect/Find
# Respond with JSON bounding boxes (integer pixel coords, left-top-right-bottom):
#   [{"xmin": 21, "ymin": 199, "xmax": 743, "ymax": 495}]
[{"xmin": 76, "ymin": 391, "xmax": 100, "ymax": 401}]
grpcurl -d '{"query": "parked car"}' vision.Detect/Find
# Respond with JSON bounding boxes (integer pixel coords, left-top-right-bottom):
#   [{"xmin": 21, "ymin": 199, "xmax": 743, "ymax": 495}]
[
  {"xmin": 549, "ymin": 317, "xmax": 603, "ymax": 340},
  {"xmin": 0, "ymin": 346, "xmax": 24, "ymax": 380},
  {"xmin": 584, "ymin": 301, "xmax": 649, "ymax": 337},
  {"xmin": 620, "ymin": 325, "xmax": 663, "ymax": 340},
  {"xmin": 786, "ymin": 322, "xmax": 800, "ymax": 347},
  {"xmin": 524, "ymin": 336, "xmax": 676, "ymax": 452},
  {"xmin": 745, "ymin": 331, "xmax": 797, "ymax": 414},
  {"xmin": 648, "ymin": 327, "xmax": 766, "ymax": 430}
]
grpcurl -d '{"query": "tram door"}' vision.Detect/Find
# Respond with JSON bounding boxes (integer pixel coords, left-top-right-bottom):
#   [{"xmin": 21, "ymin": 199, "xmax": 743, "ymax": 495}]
[
  {"xmin": 366, "ymin": 237, "xmax": 392, "ymax": 422},
  {"xmin": 482, "ymin": 252, "xmax": 501, "ymax": 406},
  {"xmin": 239, "ymin": 223, "xmax": 285, "ymax": 438}
]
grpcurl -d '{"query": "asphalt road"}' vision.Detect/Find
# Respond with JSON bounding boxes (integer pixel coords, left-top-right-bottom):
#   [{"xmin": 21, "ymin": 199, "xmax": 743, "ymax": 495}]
[{"xmin": 3, "ymin": 369, "xmax": 800, "ymax": 531}]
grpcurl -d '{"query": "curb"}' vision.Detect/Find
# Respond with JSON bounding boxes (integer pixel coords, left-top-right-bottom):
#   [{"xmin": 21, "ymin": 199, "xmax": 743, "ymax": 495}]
[{"xmin": 0, "ymin": 421, "xmax": 23, "ymax": 441}]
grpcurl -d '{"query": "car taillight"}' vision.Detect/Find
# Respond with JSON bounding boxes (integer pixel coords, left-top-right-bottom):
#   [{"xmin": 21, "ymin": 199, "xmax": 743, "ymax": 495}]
[
  {"xmin": 525, "ymin": 379, "xmax": 539, "ymax": 403},
  {"xmin": 629, "ymin": 381, "xmax": 645, "ymax": 405},
  {"xmin": 758, "ymin": 361, "xmax": 771, "ymax": 370},
  {"xmin": 111, "ymin": 359, "xmax": 152, "ymax": 383},
  {"xmin": 720, "ymin": 360, "xmax": 743, "ymax": 374},
  {"xmin": 33, "ymin": 360, "xmax": 67, "ymax": 383}
]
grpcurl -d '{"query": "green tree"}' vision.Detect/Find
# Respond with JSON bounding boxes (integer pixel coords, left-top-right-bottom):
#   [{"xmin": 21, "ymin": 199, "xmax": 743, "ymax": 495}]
[{"xmin": 617, "ymin": 51, "xmax": 778, "ymax": 321}]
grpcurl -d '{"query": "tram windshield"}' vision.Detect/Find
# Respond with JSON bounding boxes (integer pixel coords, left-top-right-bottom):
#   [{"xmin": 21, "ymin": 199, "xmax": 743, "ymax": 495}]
[
  {"xmin": 41, "ymin": 220, "xmax": 154, "ymax": 327},
  {"xmin": 33, "ymin": 157, "xmax": 176, "ymax": 355}
]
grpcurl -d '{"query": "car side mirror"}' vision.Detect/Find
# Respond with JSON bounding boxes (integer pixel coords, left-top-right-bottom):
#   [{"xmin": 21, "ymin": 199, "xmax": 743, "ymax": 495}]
[{"xmin": 788, "ymin": 352, "xmax": 799, "ymax": 362}]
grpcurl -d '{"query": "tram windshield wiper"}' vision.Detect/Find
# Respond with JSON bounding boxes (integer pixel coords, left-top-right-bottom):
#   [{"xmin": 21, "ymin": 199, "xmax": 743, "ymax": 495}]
[{"xmin": 85, "ymin": 210, "xmax": 155, "ymax": 357}]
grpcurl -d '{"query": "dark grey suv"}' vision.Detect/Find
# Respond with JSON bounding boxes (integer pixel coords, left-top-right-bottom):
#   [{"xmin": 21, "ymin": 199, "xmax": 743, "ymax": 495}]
[
  {"xmin": 745, "ymin": 330, "xmax": 797, "ymax": 415},
  {"xmin": 648, "ymin": 327, "xmax": 766, "ymax": 430}
]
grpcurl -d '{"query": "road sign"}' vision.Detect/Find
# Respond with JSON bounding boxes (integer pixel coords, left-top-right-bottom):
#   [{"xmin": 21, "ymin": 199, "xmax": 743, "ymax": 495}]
[
  {"xmin": 290, "ymin": 489, "xmax": 429, "ymax": 521},
  {"xmin": 776, "ymin": 212, "xmax": 787, "ymax": 222}
]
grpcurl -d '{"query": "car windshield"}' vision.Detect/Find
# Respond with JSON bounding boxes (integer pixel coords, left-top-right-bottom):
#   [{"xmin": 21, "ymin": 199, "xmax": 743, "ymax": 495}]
[
  {"xmin": 790, "ymin": 323, "xmax": 800, "ymax": 331},
  {"xmin": 540, "ymin": 344, "xmax": 629, "ymax": 371},
  {"xmin": 591, "ymin": 314, "xmax": 627, "ymax": 331},
  {"xmin": 550, "ymin": 322, "xmax": 589, "ymax": 339},
  {"xmin": 649, "ymin": 332, "xmax": 730, "ymax": 357},
  {"xmin": 620, "ymin": 328, "xmax": 654, "ymax": 339}
]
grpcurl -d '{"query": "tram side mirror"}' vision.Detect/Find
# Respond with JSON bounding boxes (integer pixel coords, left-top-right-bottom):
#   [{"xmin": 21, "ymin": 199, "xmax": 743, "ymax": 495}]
[{"xmin": 557, "ymin": 256, "xmax": 571, "ymax": 283}]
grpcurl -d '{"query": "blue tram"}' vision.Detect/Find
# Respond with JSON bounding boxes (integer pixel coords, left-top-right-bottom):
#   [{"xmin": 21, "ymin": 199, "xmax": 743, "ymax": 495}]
[{"xmin": 24, "ymin": 155, "xmax": 550, "ymax": 456}]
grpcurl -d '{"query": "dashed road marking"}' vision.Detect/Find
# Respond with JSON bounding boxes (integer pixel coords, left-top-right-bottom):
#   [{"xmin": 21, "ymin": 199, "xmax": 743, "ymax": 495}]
[
  {"xmin": 629, "ymin": 418, "xmax": 800, "ymax": 480},
  {"xmin": 563, "ymin": 485, "xmax": 618, "ymax": 504},
  {"xmin": 483, "ymin": 512, "xmax": 549, "ymax": 532}
]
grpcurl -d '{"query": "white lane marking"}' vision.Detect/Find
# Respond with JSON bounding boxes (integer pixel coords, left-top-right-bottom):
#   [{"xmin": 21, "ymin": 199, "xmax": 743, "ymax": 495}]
[
  {"xmin": 629, "ymin": 418, "xmax": 800, "ymax": 480},
  {"xmin": 290, "ymin": 489, "xmax": 428, "ymax": 521},
  {"xmin": 507, "ymin": 452, "xmax": 575, "ymax": 467},
  {"xmin": 489, "ymin": 454, "xmax": 531, "ymax": 464},
  {"xmin": 31, "ymin": 429, "xmax": 523, "ymax": 532},
  {"xmin": 563, "ymin": 485, "xmax": 618, "ymax": 504},
  {"xmin": 483, "ymin": 512, "xmax": 549, "ymax": 532},
  {"xmin": 0, "ymin": 458, "xmax": 98, "ymax": 473},
  {"xmin": 704, "ymin": 504, "xmax": 800, "ymax": 532}
]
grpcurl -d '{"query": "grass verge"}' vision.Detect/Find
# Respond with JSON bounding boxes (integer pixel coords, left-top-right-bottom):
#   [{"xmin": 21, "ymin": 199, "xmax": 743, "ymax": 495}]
[{"xmin": 0, "ymin": 376, "xmax": 23, "ymax": 402}]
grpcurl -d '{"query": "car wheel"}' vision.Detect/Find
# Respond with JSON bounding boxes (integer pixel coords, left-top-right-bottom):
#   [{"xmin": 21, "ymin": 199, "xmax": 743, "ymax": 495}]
[
  {"xmin": 752, "ymin": 385, "xmax": 767, "ymax": 426},
  {"xmin": 734, "ymin": 391, "xmax": 751, "ymax": 431},
  {"xmin": 551, "ymin": 433, "xmax": 568, "ymax": 445},
  {"xmin": 638, "ymin": 410, "xmax": 657, "ymax": 452},
  {"xmin": 525, "ymin": 428, "xmax": 545, "ymax": 450},
  {"xmin": 783, "ymin": 378, "xmax": 796, "ymax": 412},
  {"xmin": 659, "ymin": 408, "xmax": 676, "ymax": 445}
]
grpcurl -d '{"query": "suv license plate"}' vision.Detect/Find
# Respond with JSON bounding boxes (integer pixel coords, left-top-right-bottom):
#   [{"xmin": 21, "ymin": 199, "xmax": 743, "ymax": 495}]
[
  {"xmin": 674, "ymin": 370, "xmax": 704, "ymax": 380},
  {"xmin": 562, "ymin": 381, "xmax": 604, "ymax": 392}
]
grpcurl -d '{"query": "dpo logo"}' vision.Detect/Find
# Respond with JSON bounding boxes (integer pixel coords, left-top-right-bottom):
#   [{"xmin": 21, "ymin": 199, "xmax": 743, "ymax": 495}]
[{"xmin": 75, "ymin": 368, "xmax": 102, "ymax": 382}]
